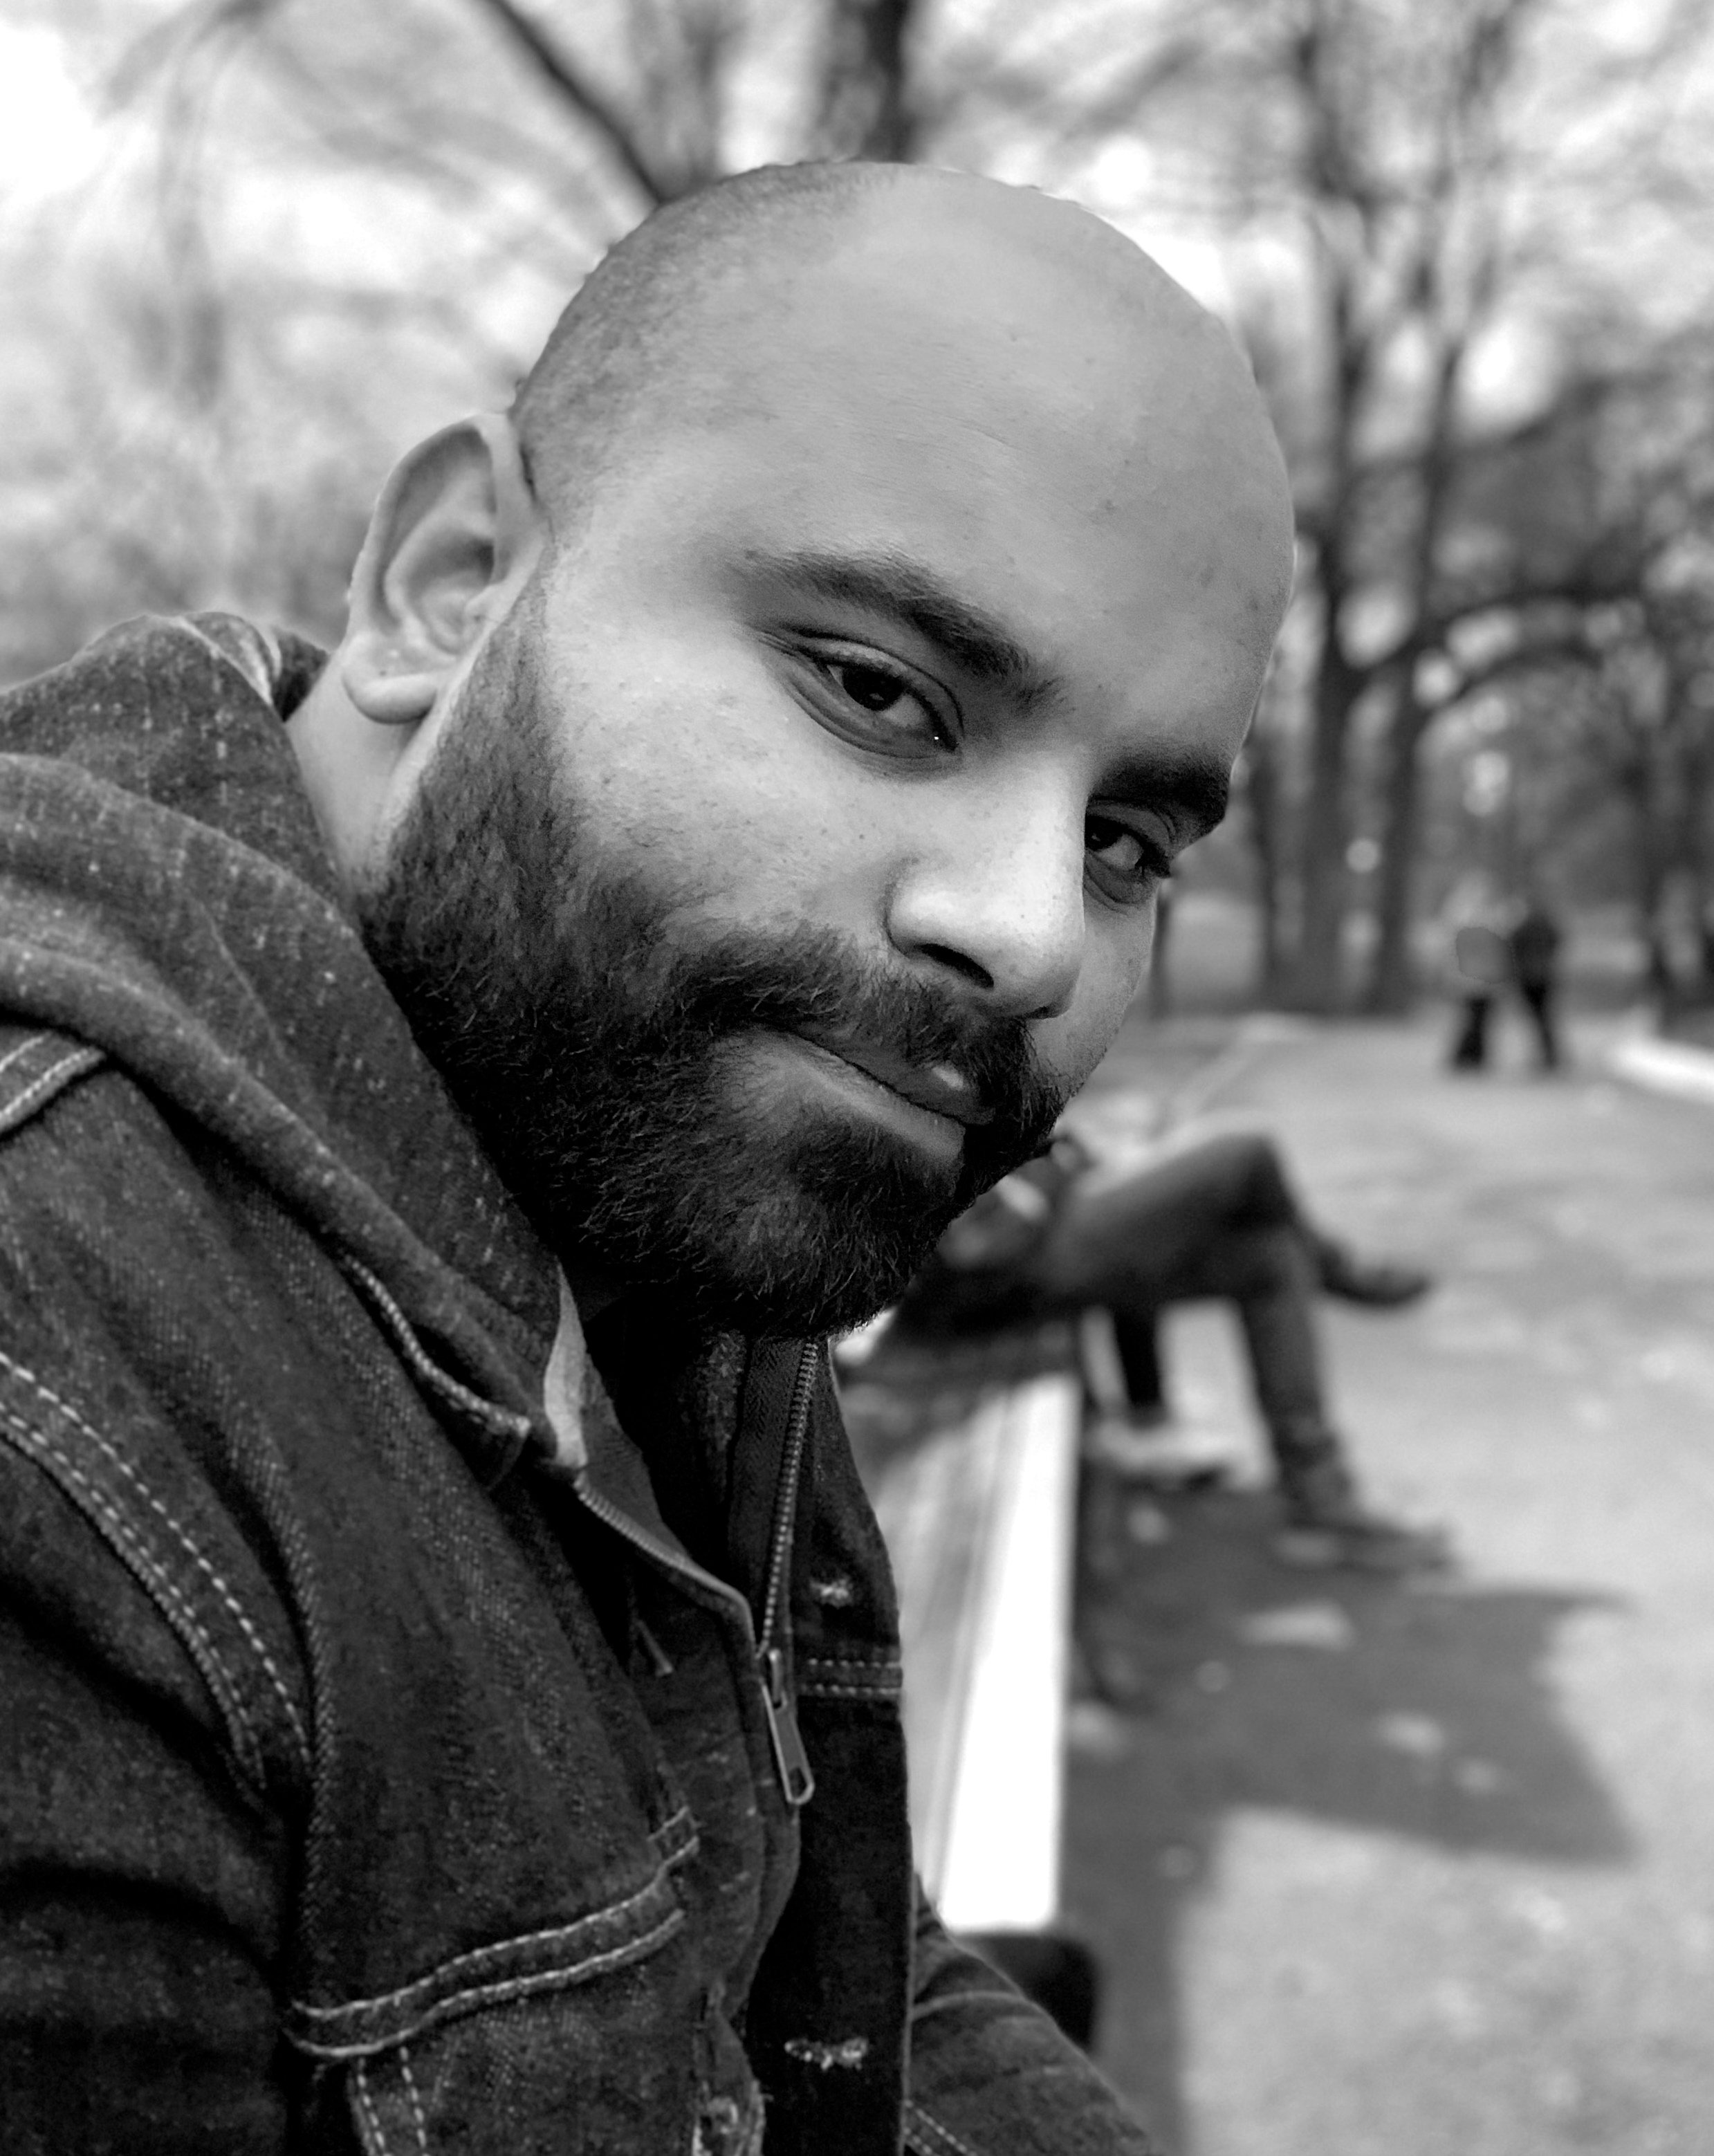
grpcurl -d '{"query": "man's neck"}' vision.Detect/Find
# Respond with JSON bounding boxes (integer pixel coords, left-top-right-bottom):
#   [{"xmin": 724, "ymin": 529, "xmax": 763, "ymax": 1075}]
[{"xmin": 284, "ymin": 661, "xmax": 405, "ymax": 901}]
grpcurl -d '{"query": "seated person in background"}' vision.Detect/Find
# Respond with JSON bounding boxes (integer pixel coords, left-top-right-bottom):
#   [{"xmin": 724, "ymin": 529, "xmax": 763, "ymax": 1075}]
[{"xmin": 891, "ymin": 1124, "xmax": 1443, "ymax": 1570}]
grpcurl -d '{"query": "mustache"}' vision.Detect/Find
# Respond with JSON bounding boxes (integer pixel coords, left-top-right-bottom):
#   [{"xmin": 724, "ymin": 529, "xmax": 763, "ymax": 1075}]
[{"xmin": 611, "ymin": 918, "xmax": 1069, "ymax": 1166}]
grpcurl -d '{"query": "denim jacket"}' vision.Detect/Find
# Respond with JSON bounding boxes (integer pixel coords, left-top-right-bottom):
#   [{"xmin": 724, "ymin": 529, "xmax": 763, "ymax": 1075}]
[{"xmin": 0, "ymin": 616, "xmax": 1157, "ymax": 2154}]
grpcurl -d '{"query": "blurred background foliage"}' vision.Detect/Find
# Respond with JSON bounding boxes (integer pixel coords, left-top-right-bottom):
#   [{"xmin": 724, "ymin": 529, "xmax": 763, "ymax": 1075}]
[{"xmin": 5, "ymin": 0, "xmax": 1714, "ymax": 1013}]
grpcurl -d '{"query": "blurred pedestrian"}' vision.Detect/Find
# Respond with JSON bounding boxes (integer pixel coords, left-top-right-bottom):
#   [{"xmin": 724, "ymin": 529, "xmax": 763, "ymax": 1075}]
[
  {"xmin": 1440, "ymin": 871, "xmax": 1511, "ymax": 1071},
  {"xmin": 1509, "ymin": 887, "xmax": 1565, "ymax": 1070}
]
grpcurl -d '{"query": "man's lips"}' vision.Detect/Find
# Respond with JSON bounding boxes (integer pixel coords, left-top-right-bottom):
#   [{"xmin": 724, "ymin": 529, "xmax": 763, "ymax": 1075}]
[{"xmin": 791, "ymin": 1028, "xmax": 996, "ymax": 1126}]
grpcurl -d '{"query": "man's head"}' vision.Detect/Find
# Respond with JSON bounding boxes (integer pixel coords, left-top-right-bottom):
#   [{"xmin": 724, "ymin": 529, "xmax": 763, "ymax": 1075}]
[{"xmin": 289, "ymin": 160, "xmax": 1296, "ymax": 1336}]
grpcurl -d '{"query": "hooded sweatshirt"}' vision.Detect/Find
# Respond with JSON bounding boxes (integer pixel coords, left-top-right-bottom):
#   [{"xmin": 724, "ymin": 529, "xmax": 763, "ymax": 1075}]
[{"xmin": 0, "ymin": 614, "xmax": 1157, "ymax": 2155}]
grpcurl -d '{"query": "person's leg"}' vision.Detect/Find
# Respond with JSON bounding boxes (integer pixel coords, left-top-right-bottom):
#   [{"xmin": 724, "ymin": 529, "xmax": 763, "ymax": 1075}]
[
  {"xmin": 1031, "ymin": 1141, "xmax": 1275, "ymax": 1463},
  {"xmin": 1540, "ymin": 984, "xmax": 1563, "ymax": 1069},
  {"xmin": 1033, "ymin": 1128, "xmax": 1428, "ymax": 1324},
  {"xmin": 1450, "ymin": 993, "xmax": 1492, "ymax": 1068},
  {"xmin": 1034, "ymin": 1163, "xmax": 1446, "ymax": 1567},
  {"xmin": 1522, "ymin": 982, "xmax": 1561, "ymax": 1069},
  {"xmin": 1027, "ymin": 1149, "xmax": 1336, "ymax": 1464},
  {"xmin": 1033, "ymin": 1132, "xmax": 1308, "ymax": 1309},
  {"xmin": 1109, "ymin": 1306, "xmax": 1166, "ymax": 1415},
  {"xmin": 1159, "ymin": 1222, "xmax": 1338, "ymax": 1482}
]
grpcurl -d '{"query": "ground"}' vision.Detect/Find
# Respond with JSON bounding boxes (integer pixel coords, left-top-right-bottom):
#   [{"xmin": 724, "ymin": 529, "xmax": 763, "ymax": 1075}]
[{"xmin": 1059, "ymin": 1006, "xmax": 1714, "ymax": 2156}]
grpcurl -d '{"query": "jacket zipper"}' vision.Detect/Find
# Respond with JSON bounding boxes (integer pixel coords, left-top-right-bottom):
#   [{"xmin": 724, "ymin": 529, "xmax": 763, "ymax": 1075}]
[
  {"xmin": 753, "ymin": 1339, "xmax": 821, "ymax": 1809},
  {"xmin": 569, "ymin": 1336, "xmax": 822, "ymax": 1812}
]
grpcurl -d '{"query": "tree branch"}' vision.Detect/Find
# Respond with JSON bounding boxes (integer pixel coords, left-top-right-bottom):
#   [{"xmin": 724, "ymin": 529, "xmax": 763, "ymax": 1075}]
[
  {"xmin": 1424, "ymin": 622, "xmax": 1597, "ymax": 712},
  {"xmin": 461, "ymin": 0, "xmax": 670, "ymax": 205}
]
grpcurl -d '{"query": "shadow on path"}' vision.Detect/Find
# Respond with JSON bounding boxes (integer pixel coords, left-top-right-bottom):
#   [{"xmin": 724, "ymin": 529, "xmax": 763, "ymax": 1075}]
[{"xmin": 1063, "ymin": 1484, "xmax": 1630, "ymax": 2151}]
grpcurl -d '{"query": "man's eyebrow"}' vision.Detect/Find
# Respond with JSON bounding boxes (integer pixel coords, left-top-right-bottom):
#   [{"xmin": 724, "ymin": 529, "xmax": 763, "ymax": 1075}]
[
  {"xmin": 741, "ymin": 546, "xmax": 1062, "ymax": 710},
  {"xmin": 744, "ymin": 544, "xmax": 1235, "ymax": 836},
  {"xmin": 1099, "ymin": 746, "xmax": 1233, "ymax": 843}
]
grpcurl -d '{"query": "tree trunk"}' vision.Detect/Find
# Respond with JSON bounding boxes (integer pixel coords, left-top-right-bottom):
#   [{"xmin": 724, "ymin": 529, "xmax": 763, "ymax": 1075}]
[
  {"xmin": 1674, "ymin": 718, "xmax": 1714, "ymax": 994},
  {"xmin": 1239, "ymin": 729, "xmax": 1290, "ymax": 1001},
  {"xmin": 1364, "ymin": 683, "xmax": 1434, "ymax": 1012},
  {"xmin": 1146, "ymin": 885, "xmax": 1174, "ymax": 1020},
  {"xmin": 818, "ymin": 0, "xmax": 918, "ymax": 160},
  {"xmin": 1623, "ymin": 759, "xmax": 1677, "ymax": 1020},
  {"xmin": 1287, "ymin": 643, "xmax": 1361, "ymax": 1010}
]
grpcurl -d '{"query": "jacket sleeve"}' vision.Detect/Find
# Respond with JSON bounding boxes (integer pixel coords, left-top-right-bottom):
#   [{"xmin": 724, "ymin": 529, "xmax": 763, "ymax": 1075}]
[
  {"xmin": 904, "ymin": 1883, "xmax": 1163, "ymax": 2155},
  {"xmin": 0, "ymin": 1452, "xmax": 295, "ymax": 2153},
  {"xmin": 0, "ymin": 1074, "xmax": 295, "ymax": 2153}
]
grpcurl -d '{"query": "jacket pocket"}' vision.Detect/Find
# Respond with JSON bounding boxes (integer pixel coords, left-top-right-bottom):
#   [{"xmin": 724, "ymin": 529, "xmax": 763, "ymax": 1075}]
[{"xmin": 288, "ymin": 1860, "xmax": 709, "ymax": 2154}]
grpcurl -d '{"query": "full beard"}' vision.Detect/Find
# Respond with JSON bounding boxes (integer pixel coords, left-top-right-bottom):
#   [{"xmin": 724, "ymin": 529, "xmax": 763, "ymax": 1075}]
[{"xmin": 353, "ymin": 615, "xmax": 1065, "ymax": 1337}]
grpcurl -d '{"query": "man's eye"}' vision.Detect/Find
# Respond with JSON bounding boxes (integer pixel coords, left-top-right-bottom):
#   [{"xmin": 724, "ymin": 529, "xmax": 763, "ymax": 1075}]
[
  {"xmin": 831, "ymin": 661, "xmax": 912, "ymax": 714},
  {"xmin": 797, "ymin": 647, "xmax": 954, "ymax": 755},
  {"xmin": 1086, "ymin": 813, "xmax": 1170, "ymax": 896}
]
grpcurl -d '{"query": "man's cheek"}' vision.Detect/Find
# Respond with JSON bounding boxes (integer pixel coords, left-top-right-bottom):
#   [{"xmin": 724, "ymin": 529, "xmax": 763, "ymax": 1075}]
[{"xmin": 1037, "ymin": 994, "xmax": 1132, "ymax": 1103}]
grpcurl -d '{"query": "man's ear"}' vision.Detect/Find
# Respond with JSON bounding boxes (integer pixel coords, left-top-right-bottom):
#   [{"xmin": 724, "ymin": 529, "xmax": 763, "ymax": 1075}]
[{"xmin": 341, "ymin": 412, "xmax": 542, "ymax": 727}]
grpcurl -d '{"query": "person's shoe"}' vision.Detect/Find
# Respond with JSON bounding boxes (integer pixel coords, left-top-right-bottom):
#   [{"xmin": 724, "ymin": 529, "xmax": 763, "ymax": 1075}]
[
  {"xmin": 1274, "ymin": 1513, "xmax": 1451, "ymax": 1574},
  {"xmin": 1317, "ymin": 1244, "xmax": 1434, "ymax": 1308},
  {"xmin": 1085, "ymin": 1408, "xmax": 1240, "ymax": 1491},
  {"xmin": 1275, "ymin": 1455, "xmax": 1451, "ymax": 1572}
]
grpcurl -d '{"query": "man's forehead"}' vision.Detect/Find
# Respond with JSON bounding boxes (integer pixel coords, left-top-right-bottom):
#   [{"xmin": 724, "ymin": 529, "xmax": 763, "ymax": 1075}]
[
  {"xmin": 662, "ymin": 199, "xmax": 1289, "ymax": 604},
  {"xmin": 746, "ymin": 168, "xmax": 1186, "ymax": 335},
  {"xmin": 540, "ymin": 169, "xmax": 1295, "ymax": 708},
  {"xmin": 703, "ymin": 201, "xmax": 1201, "ymax": 436}
]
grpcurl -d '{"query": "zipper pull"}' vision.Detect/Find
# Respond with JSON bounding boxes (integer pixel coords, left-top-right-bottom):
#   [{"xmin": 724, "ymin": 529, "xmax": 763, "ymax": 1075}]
[{"xmin": 759, "ymin": 1644, "xmax": 816, "ymax": 1809}]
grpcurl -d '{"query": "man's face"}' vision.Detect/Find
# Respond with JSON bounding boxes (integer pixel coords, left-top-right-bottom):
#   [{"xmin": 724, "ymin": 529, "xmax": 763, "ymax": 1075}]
[
  {"xmin": 359, "ymin": 195, "xmax": 1289, "ymax": 1334},
  {"xmin": 358, "ymin": 609, "xmax": 1065, "ymax": 1335}
]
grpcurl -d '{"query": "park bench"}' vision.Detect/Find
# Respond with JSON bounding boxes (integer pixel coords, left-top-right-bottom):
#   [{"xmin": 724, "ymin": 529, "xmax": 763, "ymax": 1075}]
[{"xmin": 838, "ymin": 1320, "xmax": 1092, "ymax": 2018}]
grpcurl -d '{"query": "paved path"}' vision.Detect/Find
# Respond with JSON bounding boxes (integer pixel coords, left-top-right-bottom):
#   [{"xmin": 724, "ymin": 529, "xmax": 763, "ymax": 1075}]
[{"xmin": 1061, "ymin": 1012, "xmax": 1714, "ymax": 2156}]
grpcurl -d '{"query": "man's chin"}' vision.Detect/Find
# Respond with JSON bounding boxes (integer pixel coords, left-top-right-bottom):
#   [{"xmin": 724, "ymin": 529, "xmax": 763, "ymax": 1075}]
[
  {"xmin": 605, "ymin": 1217, "xmax": 946, "ymax": 1340},
  {"xmin": 564, "ymin": 1111, "xmax": 966, "ymax": 1339}
]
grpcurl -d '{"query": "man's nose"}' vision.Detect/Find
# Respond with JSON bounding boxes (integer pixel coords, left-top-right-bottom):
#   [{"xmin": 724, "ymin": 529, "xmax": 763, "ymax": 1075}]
[{"xmin": 885, "ymin": 786, "xmax": 1086, "ymax": 1021}]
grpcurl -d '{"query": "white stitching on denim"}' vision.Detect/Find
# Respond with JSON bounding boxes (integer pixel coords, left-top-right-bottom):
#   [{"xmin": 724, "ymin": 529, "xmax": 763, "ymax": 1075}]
[
  {"xmin": 290, "ymin": 1869, "xmax": 681, "ymax": 2024},
  {"xmin": 904, "ymin": 2102, "xmax": 984, "ymax": 2156},
  {"xmin": 0, "ymin": 1031, "xmax": 46, "ymax": 1082},
  {"xmin": 797, "ymin": 1679, "xmax": 901, "ymax": 1700},
  {"xmin": 0, "ymin": 1354, "xmax": 310, "ymax": 1774},
  {"xmin": 351, "ymin": 2058, "xmax": 392, "ymax": 2156},
  {"xmin": 651, "ymin": 1803, "xmax": 699, "ymax": 1864},
  {"xmin": 290, "ymin": 1907, "xmax": 688, "ymax": 2058},
  {"xmin": 798, "ymin": 1657, "xmax": 902, "ymax": 1699},
  {"xmin": 0, "ymin": 1350, "xmax": 311, "ymax": 1777},
  {"xmin": 340, "ymin": 1258, "xmax": 535, "ymax": 1444},
  {"xmin": 0, "ymin": 1406, "xmax": 266, "ymax": 1789},
  {"xmin": 0, "ymin": 1047, "xmax": 104, "ymax": 1136},
  {"xmin": 398, "ymin": 2043, "xmax": 430, "ymax": 2156},
  {"xmin": 174, "ymin": 614, "xmax": 277, "ymax": 706},
  {"xmin": 799, "ymin": 1655, "xmax": 902, "ymax": 1678}
]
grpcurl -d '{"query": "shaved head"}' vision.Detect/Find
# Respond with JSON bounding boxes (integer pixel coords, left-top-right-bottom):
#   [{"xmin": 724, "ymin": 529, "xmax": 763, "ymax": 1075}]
[
  {"xmin": 512, "ymin": 163, "xmax": 1291, "ymax": 637},
  {"xmin": 513, "ymin": 162, "xmax": 899, "ymax": 532}
]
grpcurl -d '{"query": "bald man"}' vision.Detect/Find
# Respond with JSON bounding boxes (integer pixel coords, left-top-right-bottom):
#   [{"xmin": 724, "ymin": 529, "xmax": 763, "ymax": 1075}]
[{"xmin": 0, "ymin": 163, "xmax": 1293, "ymax": 2153}]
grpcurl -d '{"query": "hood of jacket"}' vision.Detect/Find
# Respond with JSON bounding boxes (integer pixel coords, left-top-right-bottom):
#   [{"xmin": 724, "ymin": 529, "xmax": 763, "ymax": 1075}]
[{"xmin": 0, "ymin": 611, "xmax": 562, "ymax": 1436}]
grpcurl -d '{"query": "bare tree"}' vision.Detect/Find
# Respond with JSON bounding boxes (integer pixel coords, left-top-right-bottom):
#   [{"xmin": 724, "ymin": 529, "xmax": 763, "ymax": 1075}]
[
  {"xmin": 11, "ymin": 0, "xmax": 1714, "ymax": 1041},
  {"xmin": 0, "ymin": 0, "xmax": 940, "ymax": 678},
  {"xmin": 970, "ymin": 0, "xmax": 1714, "ymax": 1006}
]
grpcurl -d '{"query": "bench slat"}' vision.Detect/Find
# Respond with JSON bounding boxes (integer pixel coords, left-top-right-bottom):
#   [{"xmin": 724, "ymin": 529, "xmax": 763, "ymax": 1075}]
[{"xmin": 869, "ymin": 1370, "xmax": 1082, "ymax": 1931}]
